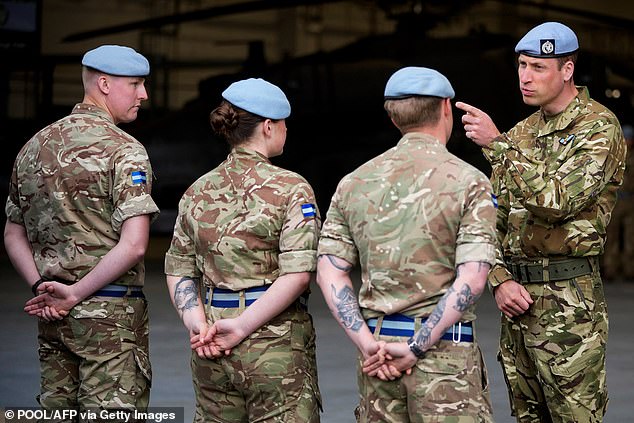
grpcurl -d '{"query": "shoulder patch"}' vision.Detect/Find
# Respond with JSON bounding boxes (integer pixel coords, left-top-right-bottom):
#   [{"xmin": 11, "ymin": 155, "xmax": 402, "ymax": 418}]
[
  {"xmin": 301, "ymin": 203, "xmax": 316, "ymax": 218},
  {"xmin": 131, "ymin": 170, "xmax": 147, "ymax": 185}
]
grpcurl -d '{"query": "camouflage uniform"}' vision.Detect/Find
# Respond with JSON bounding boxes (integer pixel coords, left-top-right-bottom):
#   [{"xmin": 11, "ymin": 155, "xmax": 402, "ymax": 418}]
[
  {"xmin": 485, "ymin": 87, "xmax": 627, "ymax": 422},
  {"xmin": 165, "ymin": 147, "xmax": 322, "ymax": 422},
  {"xmin": 318, "ymin": 133, "xmax": 497, "ymax": 422},
  {"xmin": 5, "ymin": 103, "xmax": 159, "ymax": 416}
]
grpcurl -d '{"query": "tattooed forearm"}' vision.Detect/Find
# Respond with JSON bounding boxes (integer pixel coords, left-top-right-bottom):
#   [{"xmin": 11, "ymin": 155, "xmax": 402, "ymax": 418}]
[
  {"xmin": 414, "ymin": 325, "xmax": 432, "ymax": 349},
  {"xmin": 454, "ymin": 284, "xmax": 480, "ymax": 312},
  {"xmin": 320, "ymin": 254, "xmax": 353, "ymax": 272},
  {"xmin": 413, "ymin": 286, "xmax": 455, "ymax": 349},
  {"xmin": 174, "ymin": 277, "xmax": 199, "ymax": 315},
  {"xmin": 331, "ymin": 284, "xmax": 364, "ymax": 332}
]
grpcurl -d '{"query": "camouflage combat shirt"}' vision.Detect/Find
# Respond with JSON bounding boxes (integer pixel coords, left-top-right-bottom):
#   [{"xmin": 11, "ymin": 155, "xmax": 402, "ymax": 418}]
[
  {"xmin": 165, "ymin": 147, "xmax": 321, "ymax": 289},
  {"xmin": 5, "ymin": 103, "xmax": 159, "ymax": 286},
  {"xmin": 485, "ymin": 87, "xmax": 627, "ymax": 287},
  {"xmin": 318, "ymin": 133, "xmax": 497, "ymax": 320}
]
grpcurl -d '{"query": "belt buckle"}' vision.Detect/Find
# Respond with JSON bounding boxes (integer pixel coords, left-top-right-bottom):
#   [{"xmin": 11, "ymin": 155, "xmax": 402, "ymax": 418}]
[
  {"xmin": 542, "ymin": 257, "xmax": 550, "ymax": 282},
  {"xmin": 511, "ymin": 262, "xmax": 526, "ymax": 282},
  {"xmin": 518, "ymin": 264, "xmax": 530, "ymax": 283},
  {"xmin": 452, "ymin": 322, "xmax": 462, "ymax": 343}
]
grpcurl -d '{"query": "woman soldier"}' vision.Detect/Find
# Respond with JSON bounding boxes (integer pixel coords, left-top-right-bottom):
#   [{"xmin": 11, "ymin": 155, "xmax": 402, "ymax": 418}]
[{"xmin": 165, "ymin": 78, "xmax": 322, "ymax": 422}]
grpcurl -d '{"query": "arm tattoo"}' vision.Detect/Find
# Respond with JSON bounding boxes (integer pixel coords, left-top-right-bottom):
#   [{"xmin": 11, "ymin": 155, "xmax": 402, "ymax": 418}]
[
  {"xmin": 174, "ymin": 277, "xmax": 199, "ymax": 314},
  {"xmin": 320, "ymin": 254, "xmax": 353, "ymax": 272},
  {"xmin": 454, "ymin": 284, "xmax": 480, "ymax": 312},
  {"xmin": 331, "ymin": 284, "xmax": 364, "ymax": 332},
  {"xmin": 414, "ymin": 286, "xmax": 455, "ymax": 349}
]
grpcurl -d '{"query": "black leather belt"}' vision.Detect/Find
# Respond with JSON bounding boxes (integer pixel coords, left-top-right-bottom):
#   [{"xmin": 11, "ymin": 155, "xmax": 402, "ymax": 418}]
[{"xmin": 507, "ymin": 257, "xmax": 593, "ymax": 283}]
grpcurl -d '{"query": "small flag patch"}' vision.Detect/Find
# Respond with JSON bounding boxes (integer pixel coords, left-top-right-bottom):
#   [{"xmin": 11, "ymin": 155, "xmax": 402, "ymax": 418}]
[
  {"xmin": 491, "ymin": 193, "xmax": 498, "ymax": 208},
  {"xmin": 559, "ymin": 134, "xmax": 575, "ymax": 145},
  {"xmin": 301, "ymin": 203, "xmax": 316, "ymax": 218},
  {"xmin": 131, "ymin": 170, "xmax": 147, "ymax": 185}
]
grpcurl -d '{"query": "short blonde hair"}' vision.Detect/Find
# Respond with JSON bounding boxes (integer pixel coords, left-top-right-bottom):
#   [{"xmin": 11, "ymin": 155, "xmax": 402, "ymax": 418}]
[{"xmin": 384, "ymin": 96, "xmax": 442, "ymax": 132}]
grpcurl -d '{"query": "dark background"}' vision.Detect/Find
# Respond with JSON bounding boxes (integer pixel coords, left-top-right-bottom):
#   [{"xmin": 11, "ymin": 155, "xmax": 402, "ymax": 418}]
[{"xmin": 2, "ymin": 0, "xmax": 633, "ymax": 232}]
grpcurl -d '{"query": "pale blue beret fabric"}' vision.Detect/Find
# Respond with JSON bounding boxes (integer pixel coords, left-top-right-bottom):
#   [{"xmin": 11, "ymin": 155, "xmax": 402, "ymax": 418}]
[
  {"xmin": 515, "ymin": 22, "xmax": 579, "ymax": 58},
  {"xmin": 384, "ymin": 67, "xmax": 455, "ymax": 99},
  {"xmin": 82, "ymin": 45, "xmax": 150, "ymax": 76},
  {"xmin": 222, "ymin": 78, "xmax": 291, "ymax": 119}
]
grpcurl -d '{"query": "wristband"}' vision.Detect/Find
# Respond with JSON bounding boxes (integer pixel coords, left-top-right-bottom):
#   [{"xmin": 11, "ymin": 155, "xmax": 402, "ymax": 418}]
[
  {"xmin": 31, "ymin": 278, "xmax": 46, "ymax": 296},
  {"xmin": 407, "ymin": 336, "xmax": 426, "ymax": 359}
]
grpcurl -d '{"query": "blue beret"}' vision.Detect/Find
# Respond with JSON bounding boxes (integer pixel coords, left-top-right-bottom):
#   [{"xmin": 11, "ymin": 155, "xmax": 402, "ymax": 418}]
[
  {"xmin": 82, "ymin": 45, "xmax": 150, "ymax": 77},
  {"xmin": 222, "ymin": 78, "xmax": 291, "ymax": 120},
  {"xmin": 515, "ymin": 22, "xmax": 579, "ymax": 58},
  {"xmin": 384, "ymin": 67, "xmax": 455, "ymax": 99}
]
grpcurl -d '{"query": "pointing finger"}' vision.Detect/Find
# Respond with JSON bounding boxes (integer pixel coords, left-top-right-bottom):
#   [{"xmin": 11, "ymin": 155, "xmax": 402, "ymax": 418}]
[{"xmin": 455, "ymin": 101, "xmax": 480, "ymax": 116}]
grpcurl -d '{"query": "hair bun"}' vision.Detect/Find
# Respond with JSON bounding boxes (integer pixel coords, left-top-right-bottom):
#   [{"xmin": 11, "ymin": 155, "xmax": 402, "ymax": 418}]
[{"xmin": 210, "ymin": 102, "xmax": 239, "ymax": 137}]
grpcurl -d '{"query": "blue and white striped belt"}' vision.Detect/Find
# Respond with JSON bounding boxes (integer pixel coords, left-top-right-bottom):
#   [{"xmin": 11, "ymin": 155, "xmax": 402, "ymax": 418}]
[
  {"xmin": 367, "ymin": 313, "xmax": 473, "ymax": 343},
  {"xmin": 93, "ymin": 284, "xmax": 144, "ymax": 298},
  {"xmin": 204, "ymin": 285, "xmax": 308, "ymax": 309}
]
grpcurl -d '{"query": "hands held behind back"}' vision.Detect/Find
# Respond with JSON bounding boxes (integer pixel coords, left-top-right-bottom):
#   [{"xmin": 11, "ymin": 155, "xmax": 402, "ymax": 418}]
[
  {"xmin": 362, "ymin": 341, "xmax": 417, "ymax": 381},
  {"xmin": 190, "ymin": 318, "xmax": 247, "ymax": 359},
  {"xmin": 24, "ymin": 282, "xmax": 74, "ymax": 322}
]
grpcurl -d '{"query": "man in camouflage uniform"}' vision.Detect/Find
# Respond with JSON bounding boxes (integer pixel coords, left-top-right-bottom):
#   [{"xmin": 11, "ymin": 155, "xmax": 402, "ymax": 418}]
[
  {"xmin": 6, "ymin": 45, "xmax": 159, "ymax": 416},
  {"xmin": 316, "ymin": 67, "xmax": 497, "ymax": 422},
  {"xmin": 456, "ymin": 22, "xmax": 627, "ymax": 422},
  {"xmin": 165, "ymin": 78, "xmax": 321, "ymax": 422}
]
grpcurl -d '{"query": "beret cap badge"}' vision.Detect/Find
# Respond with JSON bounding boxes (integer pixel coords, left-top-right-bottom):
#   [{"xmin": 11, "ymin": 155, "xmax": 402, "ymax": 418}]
[{"xmin": 540, "ymin": 40, "xmax": 555, "ymax": 55}]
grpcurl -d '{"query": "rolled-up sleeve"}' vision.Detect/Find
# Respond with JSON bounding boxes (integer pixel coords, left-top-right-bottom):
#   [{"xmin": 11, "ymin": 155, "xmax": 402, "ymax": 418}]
[
  {"xmin": 278, "ymin": 180, "xmax": 321, "ymax": 274},
  {"xmin": 455, "ymin": 174, "xmax": 497, "ymax": 266},
  {"xmin": 318, "ymin": 191, "xmax": 359, "ymax": 265}
]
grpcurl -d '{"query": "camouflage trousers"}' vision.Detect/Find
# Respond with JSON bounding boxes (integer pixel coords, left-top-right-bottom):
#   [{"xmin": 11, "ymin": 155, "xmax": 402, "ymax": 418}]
[
  {"xmin": 37, "ymin": 297, "xmax": 151, "ymax": 422},
  {"xmin": 192, "ymin": 306, "xmax": 322, "ymax": 423},
  {"xmin": 498, "ymin": 269, "xmax": 609, "ymax": 422},
  {"xmin": 355, "ymin": 332, "xmax": 493, "ymax": 422}
]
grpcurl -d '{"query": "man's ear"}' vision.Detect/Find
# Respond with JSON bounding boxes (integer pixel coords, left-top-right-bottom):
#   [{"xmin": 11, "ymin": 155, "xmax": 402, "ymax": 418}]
[
  {"xmin": 97, "ymin": 75, "xmax": 110, "ymax": 94},
  {"xmin": 444, "ymin": 98, "xmax": 452, "ymax": 116},
  {"xmin": 563, "ymin": 61, "xmax": 575, "ymax": 82}
]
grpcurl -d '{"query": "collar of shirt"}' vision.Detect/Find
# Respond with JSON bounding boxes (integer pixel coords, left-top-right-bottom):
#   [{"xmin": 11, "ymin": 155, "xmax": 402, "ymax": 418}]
[
  {"xmin": 229, "ymin": 146, "xmax": 271, "ymax": 164},
  {"xmin": 71, "ymin": 103, "xmax": 114, "ymax": 123},
  {"xmin": 397, "ymin": 131, "xmax": 446, "ymax": 150},
  {"xmin": 537, "ymin": 86, "xmax": 589, "ymax": 137}
]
